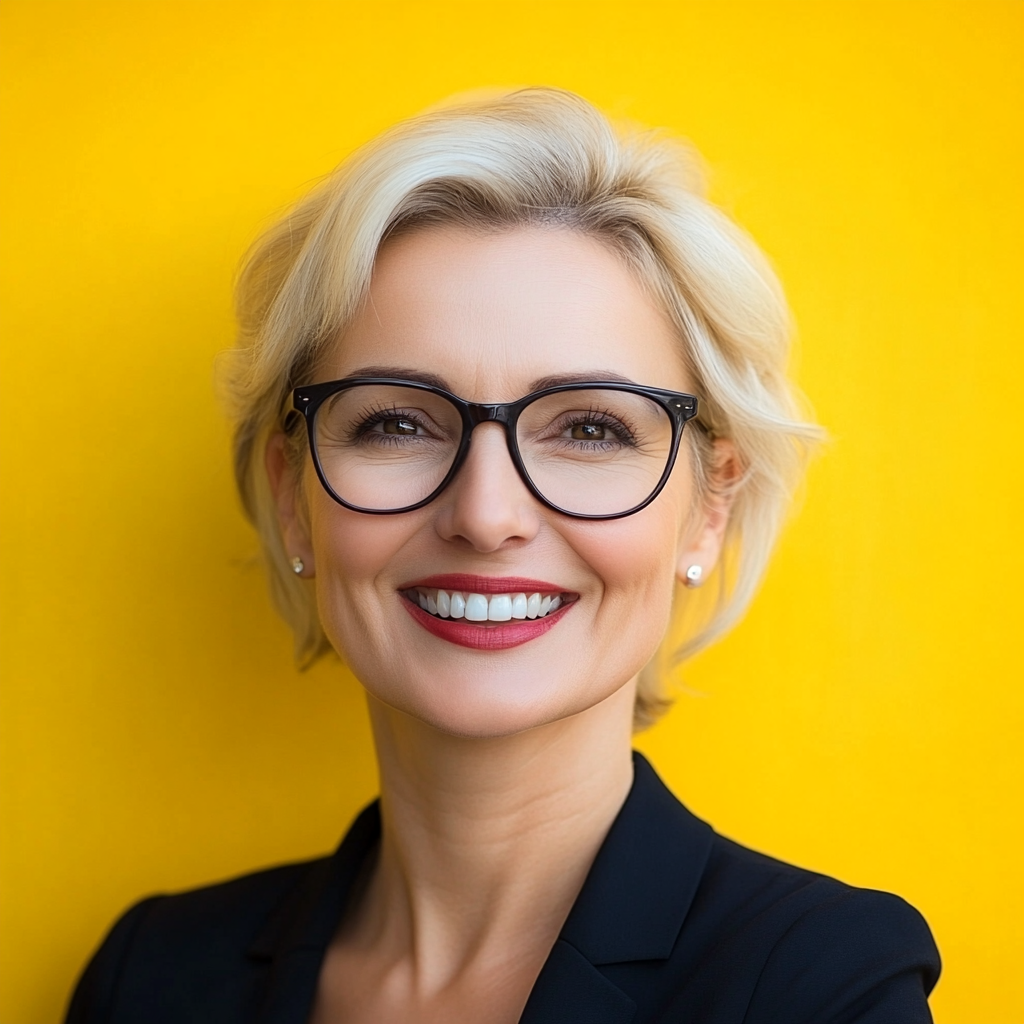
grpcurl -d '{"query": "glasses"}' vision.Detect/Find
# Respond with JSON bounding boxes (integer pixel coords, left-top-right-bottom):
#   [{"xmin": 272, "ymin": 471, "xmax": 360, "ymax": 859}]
[{"xmin": 292, "ymin": 377, "xmax": 699, "ymax": 520}]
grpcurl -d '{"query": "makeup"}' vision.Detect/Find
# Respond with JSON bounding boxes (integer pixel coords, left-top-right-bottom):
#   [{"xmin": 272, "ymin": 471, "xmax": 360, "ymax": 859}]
[{"xmin": 400, "ymin": 574, "xmax": 576, "ymax": 650}]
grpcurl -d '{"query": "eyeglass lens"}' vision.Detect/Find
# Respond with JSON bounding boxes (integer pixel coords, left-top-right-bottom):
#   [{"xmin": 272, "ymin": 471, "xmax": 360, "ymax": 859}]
[{"xmin": 312, "ymin": 384, "xmax": 675, "ymax": 516}]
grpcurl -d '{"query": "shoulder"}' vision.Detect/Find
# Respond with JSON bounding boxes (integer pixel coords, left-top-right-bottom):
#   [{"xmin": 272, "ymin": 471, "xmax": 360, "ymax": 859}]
[
  {"xmin": 65, "ymin": 801, "xmax": 382, "ymax": 1023},
  {"xmin": 702, "ymin": 830, "xmax": 937, "ymax": 952},
  {"xmin": 546, "ymin": 756, "xmax": 940, "ymax": 1023},
  {"xmin": 100, "ymin": 856, "xmax": 319, "ymax": 952},
  {"xmin": 745, "ymin": 878, "xmax": 940, "ymax": 1023},
  {"xmin": 65, "ymin": 858, "xmax": 323, "ymax": 1023},
  {"xmin": 675, "ymin": 834, "xmax": 941, "ymax": 1022}
]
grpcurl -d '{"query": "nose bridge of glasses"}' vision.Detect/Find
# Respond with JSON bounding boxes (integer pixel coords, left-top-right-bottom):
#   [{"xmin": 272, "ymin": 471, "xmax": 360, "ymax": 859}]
[
  {"xmin": 455, "ymin": 405, "xmax": 525, "ymax": 491},
  {"xmin": 463, "ymin": 401, "xmax": 514, "ymax": 429}
]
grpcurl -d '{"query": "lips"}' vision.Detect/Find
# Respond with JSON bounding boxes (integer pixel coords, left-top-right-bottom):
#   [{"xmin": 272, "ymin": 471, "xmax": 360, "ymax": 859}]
[
  {"xmin": 399, "ymin": 574, "xmax": 576, "ymax": 650},
  {"xmin": 402, "ymin": 574, "xmax": 566, "ymax": 594}
]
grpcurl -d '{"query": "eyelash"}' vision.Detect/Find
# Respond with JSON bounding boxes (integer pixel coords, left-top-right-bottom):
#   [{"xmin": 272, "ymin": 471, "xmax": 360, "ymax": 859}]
[
  {"xmin": 557, "ymin": 409, "xmax": 640, "ymax": 447},
  {"xmin": 349, "ymin": 404, "xmax": 641, "ymax": 448},
  {"xmin": 352, "ymin": 405, "xmax": 433, "ymax": 441}
]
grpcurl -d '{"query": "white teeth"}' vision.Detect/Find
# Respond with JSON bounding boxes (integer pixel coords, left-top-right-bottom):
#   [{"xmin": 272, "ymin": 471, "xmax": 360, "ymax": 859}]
[{"xmin": 414, "ymin": 588, "xmax": 565, "ymax": 622}]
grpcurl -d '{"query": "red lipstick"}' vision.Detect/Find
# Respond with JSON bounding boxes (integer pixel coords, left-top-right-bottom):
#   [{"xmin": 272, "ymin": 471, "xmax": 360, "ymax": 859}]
[
  {"xmin": 400, "ymin": 574, "xmax": 568, "ymax": 595},
  {"xmin": 402, "ymin": 598, "xmax": 572, "ymax": 650}
]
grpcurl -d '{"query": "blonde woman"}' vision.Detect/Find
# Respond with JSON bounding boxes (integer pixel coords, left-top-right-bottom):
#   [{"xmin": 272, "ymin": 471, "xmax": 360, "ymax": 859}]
[{"xmin": 67, "ymin": 89, "xmax": 939, "ymax": 1023}]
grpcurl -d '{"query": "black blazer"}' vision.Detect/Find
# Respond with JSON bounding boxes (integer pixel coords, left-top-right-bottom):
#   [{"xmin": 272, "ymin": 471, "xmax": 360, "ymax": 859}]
[{"xmin": 66, "ymin": 753, "xmax": 939, "ymax": 1023}]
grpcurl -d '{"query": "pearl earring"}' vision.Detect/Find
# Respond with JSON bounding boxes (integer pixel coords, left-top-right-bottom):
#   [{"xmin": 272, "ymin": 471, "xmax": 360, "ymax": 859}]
[
  {"xmin": 685, "ymin": 564, "xmax": 703, "ymax": 587},
  {"xmin": 290, "ymin": 556, "xmax": 304, "ymax": 575}
]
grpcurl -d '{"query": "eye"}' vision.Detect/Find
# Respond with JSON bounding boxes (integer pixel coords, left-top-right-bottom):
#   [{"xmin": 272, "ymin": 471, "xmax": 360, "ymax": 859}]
[
  {"xmin": 570, "ymin": 422, "xmax": 607, "ymax": 441},
  {"xmin": 381, "ymin": 417, "xmax": 419, "ymax": 435}
]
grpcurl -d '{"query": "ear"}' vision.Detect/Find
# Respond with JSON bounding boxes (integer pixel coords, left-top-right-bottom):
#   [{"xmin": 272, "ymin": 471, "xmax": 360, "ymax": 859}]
[
  {"xmin": 265, "ymin": 432, "xmax": 315, "ymax": 578},
  {"xmin": 676, "ymin": 437, "xmax": 740, "ymax": 587}
]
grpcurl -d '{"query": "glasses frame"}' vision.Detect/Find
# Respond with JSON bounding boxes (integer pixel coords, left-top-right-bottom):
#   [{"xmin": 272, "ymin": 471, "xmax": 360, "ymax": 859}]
[{"xmin": 292, "ymin": 376, "xmax": 699, "ymax": 520}]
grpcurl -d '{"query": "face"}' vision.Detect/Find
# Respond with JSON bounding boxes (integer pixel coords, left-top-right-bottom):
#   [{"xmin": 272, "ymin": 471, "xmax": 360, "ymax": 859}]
[{"xmin": 272, "ymin": 225, "xmax": 729, "ymax": 738}]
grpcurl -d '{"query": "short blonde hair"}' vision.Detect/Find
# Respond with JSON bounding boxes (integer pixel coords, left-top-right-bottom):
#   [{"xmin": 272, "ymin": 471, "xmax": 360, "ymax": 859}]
[{"xmin": 223, "ymin": 88, "xmax": 819, "ymax": 728}]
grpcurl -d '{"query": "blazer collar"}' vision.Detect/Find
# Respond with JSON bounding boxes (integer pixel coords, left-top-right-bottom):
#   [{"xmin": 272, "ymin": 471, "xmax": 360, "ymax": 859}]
[
  {"xmin": 246, "ymin": 802, "xmax": 380, "ymax": 1024},
  {"xmin": 518, "ymin": 752, "xmax": 714, "ymax": 1023},
  {"xmin": 247, "ymin": 752, "xmax": 713, "ymax": 1021},
  {"xmin": 248, "ymin": 801, "xmax": 380, "ymax": 960},
  {"xmin": 557, "ymin": 750, "xmax": 714, "ymax": 964}
]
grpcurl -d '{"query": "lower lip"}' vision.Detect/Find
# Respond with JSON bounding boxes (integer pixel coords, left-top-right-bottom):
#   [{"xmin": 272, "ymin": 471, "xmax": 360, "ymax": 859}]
[{"xmin": 402, "ymin": 598, "xmax": 572, "ymax": 650}]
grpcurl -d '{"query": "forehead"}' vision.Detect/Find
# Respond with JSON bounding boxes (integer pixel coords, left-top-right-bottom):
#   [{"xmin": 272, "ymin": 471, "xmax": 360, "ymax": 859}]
[{"xmin": 320, "ymin": 224, "xmax": 688, "ymax": 399}]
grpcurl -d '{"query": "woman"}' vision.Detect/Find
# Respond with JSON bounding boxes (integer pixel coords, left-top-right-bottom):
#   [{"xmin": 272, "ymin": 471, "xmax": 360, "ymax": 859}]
[{"xmin": 67, "ymin": 89, "xmax": 939, "ymax": 1023}]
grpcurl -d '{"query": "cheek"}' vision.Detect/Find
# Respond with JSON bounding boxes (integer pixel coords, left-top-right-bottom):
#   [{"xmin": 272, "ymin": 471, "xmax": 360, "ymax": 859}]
[
  {"xmin": 305, "ymin": 487, "xmax": 417, "ymax": 645},
  {"xmin": 311, "ymin": 506, "xmax": 394, "ymax": 584},
  {"xmin": 587, "ymin": 464, "xmax": 693, "ymax": 599},
  {"xmin": 593, "ymin": 514, "xmax": 679, "ymax": 600},
  {"xmin": 569, "ymin": 492, "xmax": 690, "ymax": 654}
]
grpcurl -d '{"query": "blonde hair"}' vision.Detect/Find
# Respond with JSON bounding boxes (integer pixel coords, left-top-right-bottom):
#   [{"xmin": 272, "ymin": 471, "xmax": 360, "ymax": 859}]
[{"xmin": 223, "ymin": 88, "xmax": 820, "ymax": 729}]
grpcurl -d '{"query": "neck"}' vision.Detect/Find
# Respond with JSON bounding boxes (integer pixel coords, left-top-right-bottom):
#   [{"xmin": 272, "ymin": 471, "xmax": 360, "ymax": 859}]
[{"xmin": 354, "ymin": 680, "xmax": 636, "ymax": 987}]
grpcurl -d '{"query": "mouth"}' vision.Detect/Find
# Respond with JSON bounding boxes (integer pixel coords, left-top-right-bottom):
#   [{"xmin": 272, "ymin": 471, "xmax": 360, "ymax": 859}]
[{"xmin": 398, "ymin": 575, "xmax": 577, "ymax": 650}]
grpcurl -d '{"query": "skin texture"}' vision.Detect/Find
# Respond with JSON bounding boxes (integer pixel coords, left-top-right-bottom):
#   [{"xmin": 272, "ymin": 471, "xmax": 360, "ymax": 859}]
[{"xmin": 267, "ymin": 225, "xmax": 735, "ymax": 1023}]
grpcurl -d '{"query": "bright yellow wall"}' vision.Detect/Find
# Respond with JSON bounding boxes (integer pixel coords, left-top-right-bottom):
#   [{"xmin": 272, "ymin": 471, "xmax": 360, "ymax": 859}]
[{"xmin": 1, "ymin": 2, "xmax": 1021, "ymax": 1020}]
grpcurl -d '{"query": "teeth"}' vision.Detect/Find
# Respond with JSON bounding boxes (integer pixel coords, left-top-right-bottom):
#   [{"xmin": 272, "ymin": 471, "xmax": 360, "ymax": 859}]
[{"xmin": 412, "ymin": 588, "xmax": 566, "ymax": 622}]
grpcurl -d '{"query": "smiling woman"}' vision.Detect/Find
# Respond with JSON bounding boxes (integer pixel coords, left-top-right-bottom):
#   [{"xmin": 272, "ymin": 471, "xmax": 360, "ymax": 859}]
[{"xmin": 65, "ymin": 89, "xmax": 940, "ymax": 1023}]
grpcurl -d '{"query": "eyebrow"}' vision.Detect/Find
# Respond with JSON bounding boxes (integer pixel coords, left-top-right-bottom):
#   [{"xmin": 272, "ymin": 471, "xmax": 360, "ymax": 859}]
[
  {"xmin": 343, "ymin": 366, "xmax": 640, "ymax": 393},
  {"xmin": 528, "ymin": 371, "xmax": 638, "ymax": 390},
  {"xmin": 344, "ymin": 366, "xmax": 451, "ymax": 390}
]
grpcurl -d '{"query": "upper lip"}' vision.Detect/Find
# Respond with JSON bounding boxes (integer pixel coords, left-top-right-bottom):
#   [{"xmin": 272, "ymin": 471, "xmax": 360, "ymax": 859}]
[{"xmin": 399, "ymin": 573, "xmax": 573, "ymax": 595}]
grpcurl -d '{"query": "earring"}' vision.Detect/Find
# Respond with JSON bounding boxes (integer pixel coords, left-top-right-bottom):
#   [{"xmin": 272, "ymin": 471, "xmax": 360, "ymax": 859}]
[
  {"xmin": 290, "ymin": 556, "xmax": 304, "ymax": 575},
  {"xmin": 684, "ymin": 564, "xmax": 703, "ymax": 587}
]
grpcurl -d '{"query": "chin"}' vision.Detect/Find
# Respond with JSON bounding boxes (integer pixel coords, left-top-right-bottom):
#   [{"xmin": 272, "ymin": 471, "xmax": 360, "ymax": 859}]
[{"xmin": 363, "ymin": 662, "xmax": 622, "ymax": 739}]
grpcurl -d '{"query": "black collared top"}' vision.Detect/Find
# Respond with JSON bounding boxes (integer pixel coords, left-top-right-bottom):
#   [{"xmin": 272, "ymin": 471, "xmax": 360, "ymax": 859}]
[{"xmin": 66, "ymin": 753, "xmax": 940, "ymax": 1023}]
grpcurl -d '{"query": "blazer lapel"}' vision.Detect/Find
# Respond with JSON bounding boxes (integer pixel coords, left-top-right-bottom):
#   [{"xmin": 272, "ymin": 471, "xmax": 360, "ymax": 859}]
[
  {"xmin": 520, "ymin": 752, "xmax": 714, "ymax": 1023},
  {"xmin": 520, "ymin": 939, "xmax": 637, "ymax": 1024},
  {"xmin": 247, "ymin": 803, "xmax": 382, "ymax": 1024}
]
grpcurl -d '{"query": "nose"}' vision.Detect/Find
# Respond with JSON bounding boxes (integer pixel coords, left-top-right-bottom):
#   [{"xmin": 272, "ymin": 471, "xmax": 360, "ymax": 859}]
[{"xmin": 433, "ymin": 423, "xmax": 541, "ymax": 552}]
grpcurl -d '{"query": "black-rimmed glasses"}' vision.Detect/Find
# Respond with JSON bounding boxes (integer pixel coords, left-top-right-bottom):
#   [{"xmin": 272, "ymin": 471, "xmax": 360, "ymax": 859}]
[{"xmin": 292, "ymin": 377, "xmax": 699, "ymax": 520}]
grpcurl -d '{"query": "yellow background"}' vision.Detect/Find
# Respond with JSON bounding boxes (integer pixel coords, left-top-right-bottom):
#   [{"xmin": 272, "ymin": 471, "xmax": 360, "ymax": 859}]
[{"xmin": 1, "ymin": 1, "xmax": 1021, "ymax": 1020}]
